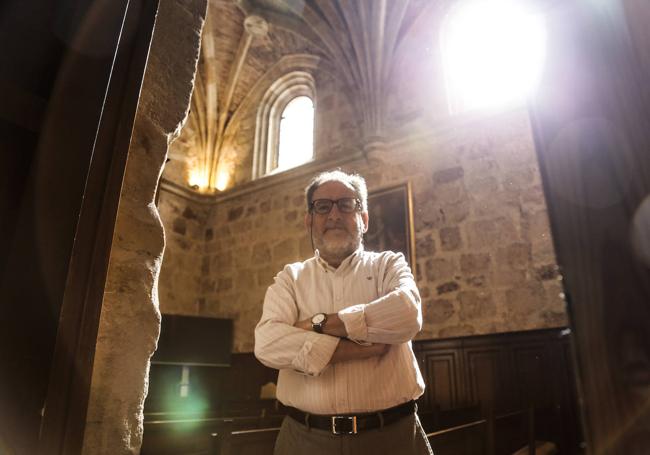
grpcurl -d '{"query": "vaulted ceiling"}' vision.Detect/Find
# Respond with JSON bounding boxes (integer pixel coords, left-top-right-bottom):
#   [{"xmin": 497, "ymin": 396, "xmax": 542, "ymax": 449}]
[{"xmin": 165, "ymin": 0, "xmax": 441, "ymax": 192}]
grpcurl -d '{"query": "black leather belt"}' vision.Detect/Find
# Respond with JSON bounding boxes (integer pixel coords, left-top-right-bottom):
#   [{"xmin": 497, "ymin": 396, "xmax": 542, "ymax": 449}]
[{"xmin": 286, "ymin": 400, "xmax": 417, "ymax": 435}]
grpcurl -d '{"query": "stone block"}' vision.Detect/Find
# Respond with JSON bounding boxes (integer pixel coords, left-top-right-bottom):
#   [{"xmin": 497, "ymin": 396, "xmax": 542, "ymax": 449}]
[
  {"xmin": 285, "ymin": 210, "xmax": 298, "ymax": 222},
  {"xmin": 472, "ymin": 191, "xmax": 519, "ymax": 218},
  {"xmin": 531, "ymin": 238, "xmax": 556, "ymax": 263},
  {"xmin": 424, "ymin": 298, "xmax": 455, "ymax": 324},
  {"xmin": 433, "ymin": 166, "xmax": 464, "ymax": 184},
  {"xmin": 228, "ymin": 206, "xmax": 244, "ymax": 221},
  {"xmin": 273, "ymin": 238, "xmax": 298, "ymax": 264},
  {"xmin": 233, "ymin": 218, "xmax": 252, "ymax": 233},
  {"xmin": 425, "ymin": 257, "xmax": 457, "ymax": 282},
  {"xmin": 522, "ymin": 209, "xmax": 552, "ymax": 243},
  {"xmin": 200, "ymin": 278, "xmax": 215, "ymax": 293},
  {"xmin": 183, "ymin": 206, "xmax": 198, "ymax": 220},
  {"xmin": 415, "ymin": 200, "xmax": 444, "ymax": 230},
  {"xmin": 197, "ymin": 297, "xmax": 207, "ymax": 314},
  {"xmin": 273, "ymin": 195, "xmax": 291, "ymax": 211},
  {"xmin": 496, "ymin": 242, "xmax": 531, "ymax": 269},
  {"xmin": 416, "ymin": 234, "xmax": 436, "ymax": 258},
  {"xmin": 205, "ymin": 228, "xmax": 213, "ymax": 241},
  {"xmin": 252, "ymin": 242, "xmax": 271, "ymax": 263},
  {"xmin": 505, "ymin": 280, "xmax": 546, "ymax": 310},
  {"xmin": 217, "ymin": 277, "xmax": 233, "ymax": 292},
  {"xmin": 439, "ymin": 226, "xmax": 462, "ymax": 251},
  {"xmin": 437, "ymin": 281, "xmax": 460, "ymax": 295},
  {"xmin": 541, "ymin": 310, "xmax": 568, "ymax": 327},
  {"xmin": 293, "ymin": 195, "xmax": 304, "ymax": 208},
  {"xmin": 260, "ymin": 199, "xmax": 271, "ymax": 213},
  {"xmin": 213, "ymin": 249, "xmax": 232, "ymax": 270},
  {"xmin": 434, "ymin": 181, "xmax": 467, "ymax": 205},
  {"xmin": 466, "ymin": 175, "xmax": 499, "ymax": 197},
  {"xmin": 502, "ymin": 167, "xmax": 536, "ymax": 191},
  {"xmin": 235, "ymin": 269, "xmax": 255, "ymax": 290},
  {"xmin": 440, "ymin": 201, "xmax": 470, "ymax": 225},
  {"xmin": 467, "ymin": 217, "xmax": 518, "ymax": 248},
  {"xmin": 464, "ymin": 275, "xmax": 487, "ymax": 288},
  {"xmin": 521, "ymin": 185, "xmax": 546, "ymax": 206},
  {"xmin": 460, "ymin": 253, "xmax": 491, "ymax": 274},
  {"xmin": 174, "ymin": 237, "xmax": 191, "ymax": 250},
  {"xmin": 172, "ymin": 217, "xmax": 186, "ymax": 235},
  {"xmin": 439, "ymin": 324, "xmax": 476, "ymax": 338},
  {"xmin": 491, "ymin": 268, "xmax": 526, "ymax": 286},
  {"xmin": 299, "ymin": 235, "xmax": 313, "ymax": 258},
  {"xmin": 256, "ymin": 266, "xmax": 277, "ymax": 288},
  {"xmin": 535, "ymin": 264, "xmax": 559, "ymax": 281},
  {"xmin": 458, "ymin": 291, "xmax": 496, "ymax": 320},
  {"xmin": 233, "ymin": 246, "xmax": 251, "ymax": 268},
  {"xmin": 217, "ymin": 224, "xmax": 231, "ymax": 237}
]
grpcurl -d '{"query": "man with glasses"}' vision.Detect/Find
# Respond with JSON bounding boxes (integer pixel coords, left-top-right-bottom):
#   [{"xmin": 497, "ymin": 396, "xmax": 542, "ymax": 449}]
[{"xmin": 255, "ymin": 170, "xmax": 432, "ymax": 455}]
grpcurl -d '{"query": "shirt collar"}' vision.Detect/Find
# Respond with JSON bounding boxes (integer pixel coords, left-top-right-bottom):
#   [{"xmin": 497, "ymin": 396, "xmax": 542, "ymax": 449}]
[{"xmin": 314, "ymin": 246, "xmax": 364, "ymax": 272}]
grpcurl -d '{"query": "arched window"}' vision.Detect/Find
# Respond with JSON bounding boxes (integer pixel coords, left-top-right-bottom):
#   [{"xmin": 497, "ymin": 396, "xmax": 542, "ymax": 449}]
[
  {"xmin": 277, "ymin": 96, "xmax": 314, "ymax": 171},
  {"xmin": 253, "ymin": 71, "xmax": 315, "ymax": 178}
]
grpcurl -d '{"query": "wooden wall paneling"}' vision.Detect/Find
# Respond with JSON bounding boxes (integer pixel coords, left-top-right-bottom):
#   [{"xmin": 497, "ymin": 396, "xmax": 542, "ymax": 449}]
[
  {"xmin": 552, "ymin": 336, "xmax": 584, "ymax": 453},
  {"xmin": 511, "ymin": 342, "xmax": 553, "ymax": 410},
  {"xmin": 463, "ymin": 341, "xmax": 511, "ymax": 414},
  {"xmin": 418, "ymin": 340, "xmax": 465, "ymax": 413}
]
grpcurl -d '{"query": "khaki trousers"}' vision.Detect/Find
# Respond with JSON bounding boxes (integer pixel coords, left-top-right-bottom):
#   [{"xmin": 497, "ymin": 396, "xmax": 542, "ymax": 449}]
[{"xmin": 273, "ymin": 412, "xmax": 433, "ymax": 455}]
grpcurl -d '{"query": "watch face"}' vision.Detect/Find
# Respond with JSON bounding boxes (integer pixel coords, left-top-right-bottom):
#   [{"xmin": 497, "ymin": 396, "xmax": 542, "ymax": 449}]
[{"xmin": 312, "ymin": 313, "xmax": 326, "ymax": 324}]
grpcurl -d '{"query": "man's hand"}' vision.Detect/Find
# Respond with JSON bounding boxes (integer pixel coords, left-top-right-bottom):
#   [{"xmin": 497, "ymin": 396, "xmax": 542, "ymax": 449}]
[
  {"xmin": 329, "ymin": 339, "xmax": 390, "ymax": 365},
  {"xmin": 294, "ymin": 313, "xmax": 348, "ymax": 338}
]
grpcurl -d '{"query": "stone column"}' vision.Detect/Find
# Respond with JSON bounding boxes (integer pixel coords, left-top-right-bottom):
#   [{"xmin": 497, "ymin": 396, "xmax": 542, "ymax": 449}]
[{"xmin": 81, "ymin": 1, "xmax": 208, "ymax": 453}]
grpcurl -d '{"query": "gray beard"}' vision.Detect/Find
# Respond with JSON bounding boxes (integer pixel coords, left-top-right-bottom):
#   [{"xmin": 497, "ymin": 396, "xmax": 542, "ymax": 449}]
[{"xmin": 313, "ymin": 222, "xmax": 364, "ymax": 264}]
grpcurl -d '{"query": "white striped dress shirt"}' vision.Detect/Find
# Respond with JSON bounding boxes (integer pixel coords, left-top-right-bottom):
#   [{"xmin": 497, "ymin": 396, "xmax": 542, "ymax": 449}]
[{"xmin": 254, "ymin": 248, "xmax": 426, "ymax": 415}]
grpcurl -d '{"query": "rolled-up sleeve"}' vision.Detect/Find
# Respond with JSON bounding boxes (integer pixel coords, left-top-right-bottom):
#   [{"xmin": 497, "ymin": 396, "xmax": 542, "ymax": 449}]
[
  {"xmin": 254, "ymin": 266, "xmax": 340, "ymax": 376},
  {"xmin": 338, "ymin": 252, "xmax": 422, "ymax": 344}
]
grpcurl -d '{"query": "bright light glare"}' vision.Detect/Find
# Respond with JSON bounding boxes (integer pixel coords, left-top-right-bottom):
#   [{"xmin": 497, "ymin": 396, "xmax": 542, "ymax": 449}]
[
  {"xmin": 443, "ymin": 0, "xmax": 546, "ymax": 113},
  {"xmin": 277, "ymin": 96, "xmax": 314, "ymax": 171},
  {"xmin": 188, "ymin": 167, "xmax": 209, "ymax": 190},
  {"xmin": 215, "ymin": 166, "xmax": 230, "ymax": 191}
]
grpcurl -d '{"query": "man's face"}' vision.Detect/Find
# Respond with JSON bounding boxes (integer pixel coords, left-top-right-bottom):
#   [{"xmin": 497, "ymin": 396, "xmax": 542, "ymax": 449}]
[{"xmin": 305, "ymin": 181, "xmax": 369, "ymax": 261}]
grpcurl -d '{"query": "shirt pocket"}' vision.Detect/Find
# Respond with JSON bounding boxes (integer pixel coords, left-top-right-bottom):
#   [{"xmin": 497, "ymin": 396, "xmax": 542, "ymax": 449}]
[{"xmin": 344, "ymin": 272, "xmax": 379, "ymax": 308}]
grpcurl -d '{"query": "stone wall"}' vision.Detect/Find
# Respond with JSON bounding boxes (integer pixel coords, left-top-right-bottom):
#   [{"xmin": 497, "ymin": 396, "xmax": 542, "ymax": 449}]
[
  {"xmin": 158, "ymin": 111, "xmax": 568, "ymax": 353},
  {"xmin": 156, "ymin": 0, "xmax": 568, "ymax": 353},
  {"xmin": 157, "ymin": 191, "xmax": 209, "ymax": 315},
  {"xmin": 183, "ymin": 109, "xmax": 567, "ymax": 353}
]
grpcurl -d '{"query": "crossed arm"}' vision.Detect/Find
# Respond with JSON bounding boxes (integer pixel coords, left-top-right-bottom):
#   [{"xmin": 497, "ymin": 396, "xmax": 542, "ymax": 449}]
[
  {"xmin": 292, "ymin": 314, "xmax": 390, "ymax": 364},
  {"xmin": 254, "ymin": 253, "xmax": 422, "ymax": 376}
]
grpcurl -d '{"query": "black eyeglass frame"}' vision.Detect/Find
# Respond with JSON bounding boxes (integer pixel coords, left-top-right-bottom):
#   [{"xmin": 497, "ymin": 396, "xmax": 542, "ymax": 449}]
[{"xmin": 309, "ymin": 198, "xmax": 362, "ymax": 215}]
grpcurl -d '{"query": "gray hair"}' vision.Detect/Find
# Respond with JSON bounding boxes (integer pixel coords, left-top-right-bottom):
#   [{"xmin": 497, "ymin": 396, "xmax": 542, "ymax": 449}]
[{"xmin": 305, "ymin": 170, "xmax": 368, "ymax": 212}]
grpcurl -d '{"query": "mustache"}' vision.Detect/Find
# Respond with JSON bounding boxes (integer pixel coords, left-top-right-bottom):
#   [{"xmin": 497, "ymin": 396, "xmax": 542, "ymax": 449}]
[{"xmin": 324, "ymin": 222, "xmax": 348, "ymax": 231}]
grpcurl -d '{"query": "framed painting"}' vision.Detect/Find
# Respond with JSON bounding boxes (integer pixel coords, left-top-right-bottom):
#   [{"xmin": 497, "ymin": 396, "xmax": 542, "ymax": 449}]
[{"xmin": 364, "ymin": 182, "xmax": 416, "ymax": 274}]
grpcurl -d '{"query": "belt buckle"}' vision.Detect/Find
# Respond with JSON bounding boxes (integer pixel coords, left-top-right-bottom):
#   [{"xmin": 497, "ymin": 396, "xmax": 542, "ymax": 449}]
[{"xmin": 331, "ymin": 415, "xmax": 357, "ymax": 435}]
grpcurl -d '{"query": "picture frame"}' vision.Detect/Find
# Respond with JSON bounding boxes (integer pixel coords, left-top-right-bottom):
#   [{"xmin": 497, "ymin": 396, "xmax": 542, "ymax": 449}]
[{"xmin": 364, "ymin": 182, "xmax": 416, "ymax": 274}]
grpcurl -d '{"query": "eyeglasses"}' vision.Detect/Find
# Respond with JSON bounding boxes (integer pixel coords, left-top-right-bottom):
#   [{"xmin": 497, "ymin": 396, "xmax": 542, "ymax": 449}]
[{"xmin": 310, "ymin": 198, "xmax": 361, "ymax": 215}]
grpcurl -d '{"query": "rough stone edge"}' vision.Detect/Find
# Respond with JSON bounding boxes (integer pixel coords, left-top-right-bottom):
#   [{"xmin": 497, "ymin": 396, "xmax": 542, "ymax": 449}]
[{"xmin": 81, "ymin": 1, "xmax": 208, "ymax": 453}]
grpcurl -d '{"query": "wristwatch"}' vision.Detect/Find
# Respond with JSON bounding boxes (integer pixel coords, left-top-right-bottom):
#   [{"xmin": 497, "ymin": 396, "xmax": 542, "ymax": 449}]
[{"xmin": 311, "ymin": 313, "xmax": 328, "ymax": 333}]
